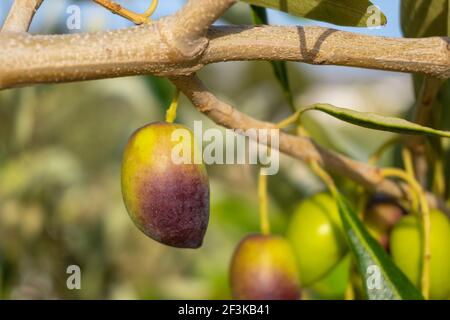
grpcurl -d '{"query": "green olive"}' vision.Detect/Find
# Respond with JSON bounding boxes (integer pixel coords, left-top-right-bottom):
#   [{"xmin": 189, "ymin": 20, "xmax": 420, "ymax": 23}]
[
  {"xmin": 286, "ymin": 193, "xmax": 348, "ymax": 286},
  {"xmin": 230, "ymin": 234, "xmax": 301, "ymax": 300},
  {"xmin": 390, "ymin": 209, "xmax": 450, "ymax": 299}
]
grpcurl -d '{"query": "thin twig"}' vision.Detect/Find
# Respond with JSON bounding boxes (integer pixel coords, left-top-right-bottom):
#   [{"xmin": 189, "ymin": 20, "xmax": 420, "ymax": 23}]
[
  {"xmin": 0, "ymin": 25, "xmax": 449, "ymax": 90},
  {"xmin": 92, "ymin": 0, "xmax": 157, "ymax": 25},
  {"xmin": 165, "ymin": 89, "xmax": 180, "ymax": 123}
]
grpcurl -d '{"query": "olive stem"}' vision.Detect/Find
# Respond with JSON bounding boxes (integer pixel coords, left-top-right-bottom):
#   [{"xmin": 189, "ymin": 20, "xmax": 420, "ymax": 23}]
[
  {"xmin": 309, "ymin": 158, "xmax": 365, "ymax": 301},
  {"xmin": 344, "ymin": 280, "xmax": 355, "ymax": 300},
  {"xmin": 93, "ymin": 0, "xmax": 158, "ymax": 24},
  {"xmin": 432, "ymin": 156, "xmax": 445, "ymax": 197},
  {"xmin": 402, "ymin": 148, "xmax": 420, "ymax": 214},
  {"xmin": 258, "ymin": 168, "xmax": 271, "ymax": 236},
  {"xmin": 429, "ymin": 138, "xmax": 446, "ymax": 197},
  {"xmin": 381, "ymin": 168, "xmax": 431, "ymax": 299},
  {"xmin": 165, "ymin": 89, "xmax": 180, "ymax": 123},
  {"xmin": 344, "ymin": 262, "xmax": 357, "ymax": 300},
  {"xmin": 275, "ymin": 110, "xmax": 300, "ymax": 129},
  {"xmin": 402, "ymin": 148, "xmax": 416, "ymax": 181},
  {"xmin": 309, "ymin": 160, "xmax": 338, "ymax": 198},
  {"xmin": 368, "ymin": 136, "xmax": 402, "ymax": 166},
  {"xmin": 309, "ymin": 160, "xmax": 363, "ymax": 300},
  {"xmin": 368, "ymin": 137, "xmax": 420, "ymax": 213},
  {"xmin": 275, "ymin": 110, "xmax": 310, "ymax": 140},
  {"xmin": 275, "ymin": 107, "xmax": 314, "ymax": 130}
]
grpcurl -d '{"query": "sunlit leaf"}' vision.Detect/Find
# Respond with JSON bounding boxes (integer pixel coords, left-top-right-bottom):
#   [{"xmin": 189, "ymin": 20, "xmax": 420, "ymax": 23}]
[
  {"xmin": 242, "ymin": 0, "xmax": 387, "ymax": 27},
  {"xmin": 335, "ymin": 193, "xmax": 423, "ymax": 300},
  {"xmin": 300, "ymin": 104, "xmax": 450, "ymax": 138}
]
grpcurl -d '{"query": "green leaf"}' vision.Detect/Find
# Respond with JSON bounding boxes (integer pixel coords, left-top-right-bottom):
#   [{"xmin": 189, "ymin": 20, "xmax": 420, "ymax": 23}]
[
  {"xmin": 300, "ymin": 103, "xmax": 450, "ymax": 138},
  {"xmin": 335, "ymin": 193, "xmax": 423, "ymax": 300},
  {"xmin": 250, "ymin": 4, "xmax": 268, "ymax": 24},
  {"xmin": 145, "ymin": 76, "xmax": 174, "ymax": 114},
  {"xmin": 401, "ymin": 1, "xmax": 448, "ymax": 109},
  {"xmin": 448, "ymin": 0, "xmax": 450, "ymax": 36},
  {"xmin": 250, "ymin": 5, "xmax": 295, "ymax": 110},
  {"xmin": 242, "ymin": 0, "xmax": 387, "ymax": 27},
  {"xmin": 401, "ymin": 0, "xmax": 448, "ymax": 38}
]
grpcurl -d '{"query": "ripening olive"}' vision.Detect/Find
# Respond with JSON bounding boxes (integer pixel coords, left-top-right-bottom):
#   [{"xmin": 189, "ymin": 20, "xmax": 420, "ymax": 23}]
[
  {"xmin": 364, "ymin": 195, "xmax": 405, "ymax": 250},
  {"xmin": 121, "ymin": 122, "xmax": 209, "ymax": 248},
  {"xmin": 390, "ymin": 209, "xmax": 450, "ymax": 299},
  {"xmin": 286, "ymin": 193, "xmax": 348, "ymax": 286},
  {"xmin": 230, "ymin": 234, "xmax": 301, "ymax": 300}
]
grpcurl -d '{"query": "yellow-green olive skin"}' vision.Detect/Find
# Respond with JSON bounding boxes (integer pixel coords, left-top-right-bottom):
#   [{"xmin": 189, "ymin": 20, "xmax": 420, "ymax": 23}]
[
  {"xmin": 286, "ymin": 193, "xmax": 347, "ymax": 286},
  {"xmin": 121, "ymin": 122, "xmax": 209, "ymax": 248},
  {"xmin": 390, "ymin": 209, "xmax": 450, "ymax": 299},
  {"xmin": 230, "ymin": 234, "xmax": 301, "ymax": 300}
]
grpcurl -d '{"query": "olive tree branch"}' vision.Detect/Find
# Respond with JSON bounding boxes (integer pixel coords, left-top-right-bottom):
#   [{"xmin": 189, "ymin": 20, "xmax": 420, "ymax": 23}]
[
  {"xmin": 0, "ymin": 0, "xmax": 447, "ymax": 212},
  {"xmin": 0, "ymin": 25, "xmax": 449, "ymax": 89},
  {"xmin": 170, "ymin": 74, "xmax": 416, "ymax": 201},
  {"xmin": 158, "ymin": 0, "xmax": 236, "ymax": 58},
  {"xmin": 1, "ymin": 0, "xmax": 43, "ymax": 33},
  {"xmin": 92, "ymin": 0, "xmax": 236, "ymax": 59}
]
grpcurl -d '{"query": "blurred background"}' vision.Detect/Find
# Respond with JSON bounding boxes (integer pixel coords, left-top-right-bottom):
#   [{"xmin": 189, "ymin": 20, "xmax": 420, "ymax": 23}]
[{"xmin": 0, "ymin": 0, "xmax": 422, "ymax": 299}]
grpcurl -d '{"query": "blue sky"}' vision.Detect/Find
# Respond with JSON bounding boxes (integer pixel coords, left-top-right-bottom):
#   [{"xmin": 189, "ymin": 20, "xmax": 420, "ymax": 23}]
[{"xmin": 0, "ymin": 0, "xmax": 403, "ymax": 37}]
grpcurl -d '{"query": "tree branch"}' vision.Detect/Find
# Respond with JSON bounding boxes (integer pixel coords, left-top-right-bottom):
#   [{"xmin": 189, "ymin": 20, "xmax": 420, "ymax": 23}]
[
  {"xmin": 0, "ymin": 25, "xmax": 448, "ymax": 90},
  {"xmin": 158, "ymin": 0, "xmax": 236, "ymax": 58},
  {"xmin": 170, "ymin": 74, "xmax": 412, "ymax": 201},
  {"xmin": 0, "ymin": 0, "xmax": 446, "ymax": 211},
  {"xmin": 2, "ymin": 0, "xmax": 43, "ymax": 33},
  {"xmin": 205, "ymin": 26, "xmax": 450, "ymax": 78}
]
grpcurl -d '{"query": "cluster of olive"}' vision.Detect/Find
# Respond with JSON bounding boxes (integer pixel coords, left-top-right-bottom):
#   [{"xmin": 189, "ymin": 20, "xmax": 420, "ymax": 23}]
[
  {"xmin": 121, "ymin": 122, "xmax": 449, "ymax": 300},
  {"xmin": 230, "ymin": 193, "xmax": 450, "ymax": 300}
]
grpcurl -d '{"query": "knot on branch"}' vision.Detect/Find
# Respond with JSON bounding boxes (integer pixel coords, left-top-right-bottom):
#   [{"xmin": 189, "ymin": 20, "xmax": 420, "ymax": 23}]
[{"xmin": 157, "ymin": 16, "xmax": 209, "ymax": 62}]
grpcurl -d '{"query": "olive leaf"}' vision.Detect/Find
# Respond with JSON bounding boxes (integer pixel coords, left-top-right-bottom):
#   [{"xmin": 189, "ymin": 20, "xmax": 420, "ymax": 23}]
[
  {"xmin": 250, "ymin": 5, "xmax": 294, "ymax": 109},
  {"xmin": 335, "ymin": 193, "xmax": 423, "ymax": 300},
  {"xmin": 401, "ymin": 0, "xmax": 448, "ymax": 38},
  {"xmin": 400, "ymin": 0, "xmax": 448, "ymax": 124},
  {"xmin": 300, "ymin": 104, "xmax": 450, "ymax": 138},
  {"xmin": 241, "ymin": 0, "xmax": 387, "ymax": 27}
]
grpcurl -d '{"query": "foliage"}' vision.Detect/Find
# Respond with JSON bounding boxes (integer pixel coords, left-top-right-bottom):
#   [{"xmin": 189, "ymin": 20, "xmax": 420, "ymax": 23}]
[
  {"xmin": 0, "ymin": 0, "xmax": 449, "ymax": 301},
  {"xmin": 243, "ymin": 0, "xmax": 387, "ymax": 27}
]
